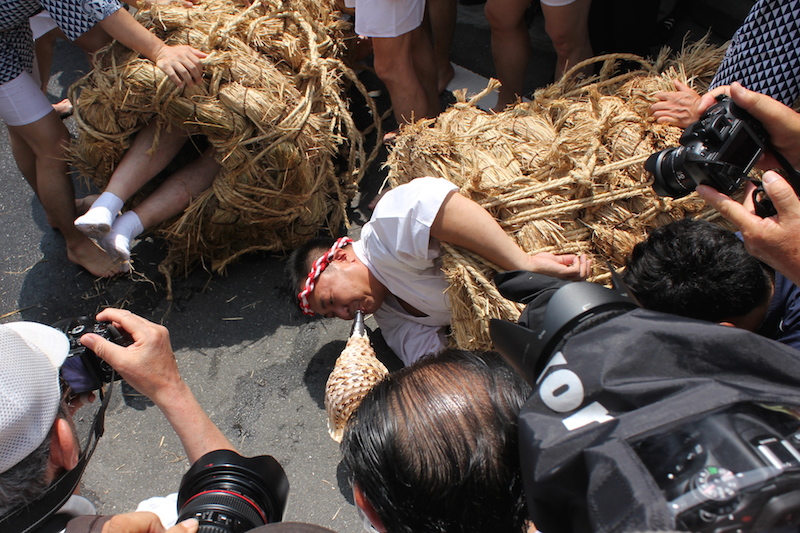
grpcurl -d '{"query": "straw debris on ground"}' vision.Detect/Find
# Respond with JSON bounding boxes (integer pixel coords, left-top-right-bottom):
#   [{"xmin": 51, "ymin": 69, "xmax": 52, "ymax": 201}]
[
  {"xmin": 69, "ymin": 0, "xmax": 379, "ymax": 295},
  {"xmin": 387, "ymin": 40, "xmax": 735, "ymax": 352}
]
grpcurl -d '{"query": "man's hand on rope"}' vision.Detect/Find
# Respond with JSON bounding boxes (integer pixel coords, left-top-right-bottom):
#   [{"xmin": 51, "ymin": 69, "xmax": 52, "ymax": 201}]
[
  {"xmin": 650, "ymin": 79, "xmax": 703, "ymax": 128},
  {"xmin": 525, "ymin": 252, "xmax": 592, "ymax": 281},
  {"xmin": 153, "ymin": 44, "xmax": 207, "ymax": 87}
]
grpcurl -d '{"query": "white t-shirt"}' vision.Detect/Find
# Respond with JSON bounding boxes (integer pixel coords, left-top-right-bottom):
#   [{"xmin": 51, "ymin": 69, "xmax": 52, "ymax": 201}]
[{"xmin": 353, "ymin": 177, "xmax": 458, "ymax": 365}]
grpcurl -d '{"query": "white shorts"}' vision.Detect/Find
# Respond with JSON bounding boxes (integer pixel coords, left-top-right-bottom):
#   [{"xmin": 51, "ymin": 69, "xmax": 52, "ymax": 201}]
[
  {"xmin": 540, "ymin": 0, "xmax": 578, "ymax": 6},
  {"xmin": 345, "ymin": 0, "xmax": 425, "ymax": 38},
  {"xmin": 29, "ymin": 12, "xmax": 59, "ymax": 40},
  {"xmin": 0, "ymin": 71, "xmax": 52, "ymax": 126}
]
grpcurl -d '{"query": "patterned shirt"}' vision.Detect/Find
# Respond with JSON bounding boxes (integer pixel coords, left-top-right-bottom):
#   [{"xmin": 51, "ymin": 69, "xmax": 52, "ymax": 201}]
[
  {"xmin": 0, "ymin": 0, "xmax": 121, "ymax": 84},
  {"xmin": 711, "ymin": 0, "xmax": 800, "ymax": 106}
]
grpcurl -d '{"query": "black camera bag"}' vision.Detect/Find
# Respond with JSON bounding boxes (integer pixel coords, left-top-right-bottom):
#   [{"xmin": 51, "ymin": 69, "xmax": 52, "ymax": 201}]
[{"xmin": 495, "ymin": 271, "xmax": 800, "ymax": 533}]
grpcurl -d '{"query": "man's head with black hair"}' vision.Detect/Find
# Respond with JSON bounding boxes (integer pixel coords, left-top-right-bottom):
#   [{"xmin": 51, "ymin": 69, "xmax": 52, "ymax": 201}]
[
  {"xmin": 623, "ymin": 219, "xmax": 774, "ymax": 329},
  {"xmin": 342, "ymin": 349, "xmax": 531, "ymax": 533}
]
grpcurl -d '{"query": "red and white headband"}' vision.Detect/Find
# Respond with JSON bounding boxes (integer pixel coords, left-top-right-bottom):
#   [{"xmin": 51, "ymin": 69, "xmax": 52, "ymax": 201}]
[{"xmin": 297, "ymin": 237, "xmax": 353, "ymax": 316}]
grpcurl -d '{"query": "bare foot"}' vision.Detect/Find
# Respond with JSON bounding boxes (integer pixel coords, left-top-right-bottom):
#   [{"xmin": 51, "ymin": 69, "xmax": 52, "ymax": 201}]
[
  {"xmin": 75, "ymin": 194, "xmax": 99, "ymax": 216},
  {"xmin": 66, "ymin": 237, "xmax": 127, "ymax": 277},
  {"xmin": 53, "ymin": 98, "xmax": 73, "ymax": 118},
  {"xmin": 438, "ymin": 62, "xmax": 455, "ymax": 95}
]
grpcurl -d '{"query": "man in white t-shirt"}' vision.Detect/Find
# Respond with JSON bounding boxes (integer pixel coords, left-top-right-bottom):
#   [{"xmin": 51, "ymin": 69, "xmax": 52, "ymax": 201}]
[{"xmin": 289, "ymin": 177, "xmax": 591, "ymax": 365}]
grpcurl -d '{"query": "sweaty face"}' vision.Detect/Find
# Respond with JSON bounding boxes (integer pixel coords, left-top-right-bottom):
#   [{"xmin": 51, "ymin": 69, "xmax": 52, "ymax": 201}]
[{"xmin": 306, "ymin": 260, "xmax": 386, "ymax": 320}]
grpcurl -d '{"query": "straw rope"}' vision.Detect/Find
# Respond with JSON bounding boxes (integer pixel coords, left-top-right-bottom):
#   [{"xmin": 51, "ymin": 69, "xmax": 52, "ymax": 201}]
[
  {"xmin": 69, "ymin": 0, "xmax": 380, "ymax": 294},
  {"xmin": 387, "ymin": 38, "xmax": 736, "ymax": 352}
]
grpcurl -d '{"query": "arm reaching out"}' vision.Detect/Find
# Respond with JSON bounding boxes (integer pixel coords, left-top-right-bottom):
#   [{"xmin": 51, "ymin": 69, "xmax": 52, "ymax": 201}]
[
  {"xmin": 79, "ymin": 308, "xmax": 236, "ymax": 463},
  {"xmin": 430, "ymin": 191, "xmax": 592, "ymax": 280}
]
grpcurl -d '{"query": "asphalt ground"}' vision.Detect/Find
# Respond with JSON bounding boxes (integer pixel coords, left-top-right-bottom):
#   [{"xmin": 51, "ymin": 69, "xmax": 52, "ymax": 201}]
[{"xmin": 0, "ymin": 2, "xmax": 749, "ymax": 531}]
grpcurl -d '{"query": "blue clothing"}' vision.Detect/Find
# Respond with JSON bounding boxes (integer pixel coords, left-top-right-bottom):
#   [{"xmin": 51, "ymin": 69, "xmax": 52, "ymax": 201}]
[
  {"xmin": 0, "ymin": 0, "xmax": 121, "ymax": 84},
  {"xmin": 759, "ymin": 272, "xmax": 800, "ymax": 351}
]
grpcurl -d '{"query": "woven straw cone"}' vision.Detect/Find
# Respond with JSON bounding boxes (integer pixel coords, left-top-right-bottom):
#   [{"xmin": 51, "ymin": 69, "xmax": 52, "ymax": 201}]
[
  {"xmin": 69, "ymin": 0, "xmax": 380, "ymax": 293},
  {"xmin": 324, "ymin": 334, "xmax": 388, "ymax": 442},
  {"xmin": 386, "ymin": 39, "xmax": 734, "ymax": 352}
]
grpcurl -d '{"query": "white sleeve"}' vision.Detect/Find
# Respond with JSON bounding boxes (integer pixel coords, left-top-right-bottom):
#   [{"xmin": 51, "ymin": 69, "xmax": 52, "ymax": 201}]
[
  {"xmin": 378, "ymin": 312, "xmax": 449, "ymax": 366},
  {"xmin": 135, "ymin": 493, "xmax": 178, "ymax": 528}
]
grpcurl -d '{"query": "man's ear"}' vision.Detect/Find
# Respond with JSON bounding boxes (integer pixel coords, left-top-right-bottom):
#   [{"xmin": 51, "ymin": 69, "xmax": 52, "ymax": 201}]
[
  {"xmin": 49, "ymin": 417, "xmax": 80, "ymax": 472},
  {"xmin": 353, "ymin": 483, "xmax": 387, "ymax": 532}
]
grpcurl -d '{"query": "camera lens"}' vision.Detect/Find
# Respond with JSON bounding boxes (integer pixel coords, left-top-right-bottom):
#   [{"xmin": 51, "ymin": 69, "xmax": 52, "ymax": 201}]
[
  {"xmin": 177, "ymin": 450, "xmax": 290, "ymax": 533},
  {"xmin": 645, "ymin": 147, "xmax": 697, "ymax": 198}
]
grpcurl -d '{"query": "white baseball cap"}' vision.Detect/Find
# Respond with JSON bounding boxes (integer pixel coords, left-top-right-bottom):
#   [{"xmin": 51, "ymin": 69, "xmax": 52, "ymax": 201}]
[{"xmin": 0, "ymin": 322, "xmax": 69, "ymax": 474}]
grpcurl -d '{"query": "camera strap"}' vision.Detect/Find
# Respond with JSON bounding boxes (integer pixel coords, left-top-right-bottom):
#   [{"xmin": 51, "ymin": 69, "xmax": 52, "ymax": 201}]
[{"xmin": 0, "ymin": 383, "xmax": 112, "ymax": 533}]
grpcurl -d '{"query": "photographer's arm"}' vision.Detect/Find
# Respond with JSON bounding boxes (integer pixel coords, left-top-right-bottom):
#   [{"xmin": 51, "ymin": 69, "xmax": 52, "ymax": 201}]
[
  {"xmin": 430, "ymin": 190, "xmax": 592, "ymax": 280},
  {"xmin": 698, "ymin": 172, "xmax": 800, "ymax": 286},
  {"xmin": 79, "ymin": 309, "xmax": 236, "ymax": 463}
]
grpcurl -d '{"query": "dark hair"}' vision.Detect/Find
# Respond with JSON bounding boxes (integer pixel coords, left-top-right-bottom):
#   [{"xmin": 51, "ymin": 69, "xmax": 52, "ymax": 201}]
[
  {"xmin": 342, "ymin": 349, "xmax": 531, "ymax": 533},
  {"xmin": 623, "ymin": 219, "xmax": 773, "ymax": 323},
  {"xmin": 286, "ymin": 237, "xmax": 336, "ymax": 302}
]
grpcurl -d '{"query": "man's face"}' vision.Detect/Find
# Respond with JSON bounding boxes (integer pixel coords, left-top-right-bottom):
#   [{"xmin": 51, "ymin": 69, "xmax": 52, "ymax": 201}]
[{"xmin": 305, "ymin": 259, "xmax": 386, "ymax": 320}]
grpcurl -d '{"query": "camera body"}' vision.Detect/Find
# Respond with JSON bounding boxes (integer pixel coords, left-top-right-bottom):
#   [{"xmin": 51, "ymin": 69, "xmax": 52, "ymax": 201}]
[
  {"xmin": 635, "ymin": 405, "xmax": 800, "ymax": 532},
  {"xmin": 53, "ymin": 316, "xmax": 133, "ymax": 394},
  {"xmin": 646, "ymin": 95, "xmax": 768, "ymax": 198}
]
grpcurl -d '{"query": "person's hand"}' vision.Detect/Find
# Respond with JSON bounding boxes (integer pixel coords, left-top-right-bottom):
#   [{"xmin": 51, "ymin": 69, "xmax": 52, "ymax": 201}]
[
  {"xmin": 650, "ymin": 79, "xmax": 703, "ymax": 128},
  {"xmin": 525, "ymin": 253, "xmax": 592, "ymax": 281},
  {"xmin": 79, "ymin": 308, "xmax": 184, "ymax": 406},
  {"xmin": 152, "ymin": 44, "xmax": 207, "ymax": 88},
  {"xmin": 102, "ymin": 512, "xmax": 198, "ymax": 533},
  {"xmin": 697, "ymin": 171, "xmax": 800, "ymax": 286},
  {"xmin": 697, "ymin": 82, "xmax": 800, "ymax": 169}
]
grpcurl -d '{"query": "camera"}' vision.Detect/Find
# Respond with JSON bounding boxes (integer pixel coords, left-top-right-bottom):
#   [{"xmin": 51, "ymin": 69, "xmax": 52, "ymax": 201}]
[
  {"xmin": 488, "ymin": 270, "xmax": 800, "ymax": 533},
  {"xmin": 52, "ymin": 316, "xmax": 133, "ymax": 394},
  {"xmin": 635, "ymin": 404, "xmax": 800, "ymax": 532},
  {"xmin": 177, "ymin": 449, "xmax": 290, "ymax": 533},
  {"xmin": 646, "ymin": 95, "xmax": 768, "ymax": 199}
]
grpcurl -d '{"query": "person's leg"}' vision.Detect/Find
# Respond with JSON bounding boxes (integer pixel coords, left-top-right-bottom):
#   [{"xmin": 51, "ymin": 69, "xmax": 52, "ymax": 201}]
[
  {"xmin": 412, "ymin": 13, "xmax": 440, "ymax": 117},
  {"xmin": 101, "ymin": 146, "xmax": 222, "ymax": 263},
  {"xmin": 428, "ymin": 0, "xmax": 457, "ymax": 93},
  {"xmin": 9, "ymin": 115, "xmax": 124, "ymax": 277},
  {"xmin": 74, "ymin": 122, "xmax": 191, "ymax": 237},
  {"xmin": 373, "ymin": 28, "xmax": 433, "ymax": 127},
  {"xmin": 541, "ymin": 0, "xmax": 593, "ymax": 80},
  {"xmin": 485, "ymin": 0, "xmax": 531, "ymax": 111}
]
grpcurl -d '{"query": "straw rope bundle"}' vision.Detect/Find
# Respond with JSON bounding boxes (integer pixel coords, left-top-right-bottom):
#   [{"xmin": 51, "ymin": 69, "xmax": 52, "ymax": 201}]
[
  {"xmin": 69, "ymin": 0, "xmax": 378, "ymax": 292},
  {"xmin": 386, "ymin": 40, "xmax": 732, "ymax": 352}
]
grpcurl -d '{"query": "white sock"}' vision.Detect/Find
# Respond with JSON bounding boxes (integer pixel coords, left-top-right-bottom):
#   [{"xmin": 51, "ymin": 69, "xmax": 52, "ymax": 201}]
[
  {"xmin": 74, "ymin": 192, "xmax": 124, "ymax": 238},
  {"xmin": 100, "ymin": 211, "xmax": 143, "ymax": 264}
]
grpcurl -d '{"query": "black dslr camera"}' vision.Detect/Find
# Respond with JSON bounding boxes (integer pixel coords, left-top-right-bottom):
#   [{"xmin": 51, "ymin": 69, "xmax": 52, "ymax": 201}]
[
  {"xmin": 53, "ymin": 316, "xmax": 133, "ymax": 394},
  {"xmin": 646, "ymin": 95, "xmax": 800, "ymax": 218},
  {"xmin": 177, "ymin": 449, "xmax": 290, "ymax": 533}
]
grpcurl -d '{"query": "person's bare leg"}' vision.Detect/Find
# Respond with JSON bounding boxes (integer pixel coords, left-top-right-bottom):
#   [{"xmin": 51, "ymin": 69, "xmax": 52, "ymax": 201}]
[
  {"xmin": 413, "ymin": 14, "xmax": 440, "ymax": 117},
  {"xmin": 542, "ymin": 0, "xmax": 593, "ymax": 81},
  {"xmin": 101, "ymin": 146, "xmax": 221, "ymax": 263},
  {"xmin": 373, "ymin": 27, "xmax": 433, "ymax": 129},
  {"xmin": 428, "ymin": 0, "xmax": 456, "ymax": 94},
  {"xmin": 485, "ymin": 0, "xmax": 531, "ymax": 112},
  {"xmin": 8, "ymin": 115, "xmax": 123, "ymax": 277},
  {"xmin": 75, "ymin": 122, "xmax": 191, "ymax": 237}
]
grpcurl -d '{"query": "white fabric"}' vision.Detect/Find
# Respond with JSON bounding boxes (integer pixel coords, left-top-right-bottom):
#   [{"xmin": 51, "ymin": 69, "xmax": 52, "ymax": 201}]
[
  {"xmin": 135, "ymin": 492, "xmax": 179, "ymax": 528},
  {"xmin": 30, "ymin": 11, "xmax": 58, "ymax": 40},
  {"xmin": 346, "ymin": 0, "xmax": 425, "ymax": 38},
  {"xmin": 540, "ymin": 0, "xmax": 578, "ymax": 6},
  {"xmin": 354, "ymin": 176, "xmax": 457, "ymax": 365},
  {"xmin": 0, "ymin": 70, "xmax": 51, "ymax": 126},
  {"xmin": 0, "ymin": 322, "xmax": 69, "ymax": 473}
]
